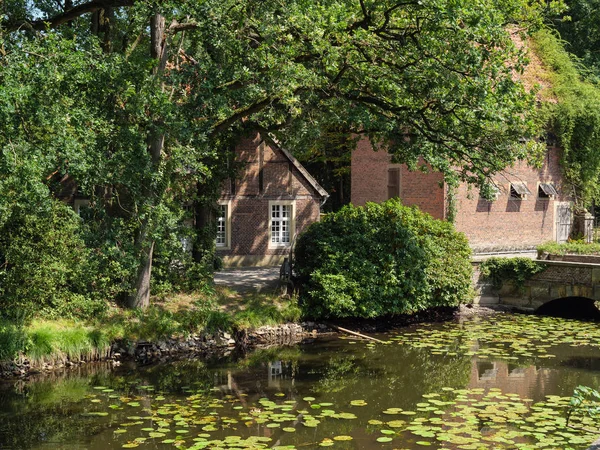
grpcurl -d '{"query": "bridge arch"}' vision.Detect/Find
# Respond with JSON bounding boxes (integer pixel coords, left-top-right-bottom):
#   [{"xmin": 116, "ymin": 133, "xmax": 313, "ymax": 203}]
[{"xmin": 535, "ymin": 296, "xmax": 600, "ymax": 320}]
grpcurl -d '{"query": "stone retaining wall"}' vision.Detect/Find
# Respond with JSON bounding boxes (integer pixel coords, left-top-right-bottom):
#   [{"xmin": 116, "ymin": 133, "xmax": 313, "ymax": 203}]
[{"xmin": 0, "ymin": 323, "xmax": 330, "ymax": 379}]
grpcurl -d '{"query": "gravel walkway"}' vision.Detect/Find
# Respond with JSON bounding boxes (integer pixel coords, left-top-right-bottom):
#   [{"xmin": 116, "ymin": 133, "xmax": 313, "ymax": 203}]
[{"xmin": 214, "ymin": 266, "xmax": 281, "ymax": 293}]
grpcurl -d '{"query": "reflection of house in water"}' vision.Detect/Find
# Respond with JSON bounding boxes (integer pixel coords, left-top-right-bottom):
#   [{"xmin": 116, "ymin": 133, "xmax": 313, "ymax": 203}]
[
  {"xmin": 268, "ymin": 361, "xmax": 283, "ymax": 388},
  {"xmin": 469, "ymin": 360, "xmax": 552, "ymax": 399}
]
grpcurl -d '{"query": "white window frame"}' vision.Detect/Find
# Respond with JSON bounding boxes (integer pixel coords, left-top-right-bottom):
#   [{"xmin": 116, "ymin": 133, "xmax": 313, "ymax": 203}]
[
  {"xmin": 216, "ymin": 200, "xmax": 231, "ymax": 250},
  {"xmin": 269, "ymin": 200, "xmax": 295, "ymax": 248}
]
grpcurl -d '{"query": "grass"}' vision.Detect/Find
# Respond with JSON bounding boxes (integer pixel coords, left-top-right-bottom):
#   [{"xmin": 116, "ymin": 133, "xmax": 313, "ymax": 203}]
[
  {"xmin": 0, "ymin": 285, "xmax": 302, "ymax": 366},
  {"xmin": 214, "ymin": 287, "xmax": 301, "ymax": 329},
  {"xmin": 537, "ymin": 240, "xmax": 600, "ymax": 256}
]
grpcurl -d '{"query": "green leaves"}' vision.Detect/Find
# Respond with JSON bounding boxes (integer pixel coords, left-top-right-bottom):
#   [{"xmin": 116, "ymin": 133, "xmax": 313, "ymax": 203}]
[{"xmin": 295, "ymin": 199, "xmax": 472, "ymax": 319}]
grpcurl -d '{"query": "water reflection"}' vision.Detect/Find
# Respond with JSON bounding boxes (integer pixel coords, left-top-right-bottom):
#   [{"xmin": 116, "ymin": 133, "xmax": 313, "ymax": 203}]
[{"xmin": 2, "ymin": 317, "xmax": 600, "ymax": 449}]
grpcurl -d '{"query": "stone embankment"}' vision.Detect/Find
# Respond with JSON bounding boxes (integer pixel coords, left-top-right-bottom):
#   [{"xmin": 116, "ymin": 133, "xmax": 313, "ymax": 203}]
[{"xmin": 0, "ymin": 322, "xmax": 332, "ymax": 379}]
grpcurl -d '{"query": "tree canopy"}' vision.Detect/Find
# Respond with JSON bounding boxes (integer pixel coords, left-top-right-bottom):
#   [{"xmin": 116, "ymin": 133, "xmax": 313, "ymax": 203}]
[{"xmin": 0, "ymin": 0, "xmax": 559, "ymax": 313}]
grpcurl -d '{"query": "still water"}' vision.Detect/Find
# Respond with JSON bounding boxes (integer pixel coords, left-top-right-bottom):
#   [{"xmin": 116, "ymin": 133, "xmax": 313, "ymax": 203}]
[{"xmin": 2, "ymin": 314, "xmax": 600, "ymax": 450}]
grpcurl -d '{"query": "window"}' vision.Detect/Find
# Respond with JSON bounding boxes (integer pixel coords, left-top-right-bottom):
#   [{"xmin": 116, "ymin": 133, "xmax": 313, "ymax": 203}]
[
  {"xmin": 216, "ymin": 202, "xmax": 231, "ymax": 249},
  {"xmin": 269, "ymin": 201, "xmax": 295, "ymax": 247},
  {"xmin": 73, "ymin": 199, "xmax": 90, "ymax": 216},
  {"xmin": 479, "ymin": 183, "xmax": 500, "ymax": 201},
  {"xmin": 538, "ymin": 183, "xmax": 558, "ymax": 199},
  {"xmin": 510, "ymin": 182, "xmax": 531, "ymax": 200},
  {"xmin": 387, "ymin": 168, "xmax": 400, "ymax": 199}
]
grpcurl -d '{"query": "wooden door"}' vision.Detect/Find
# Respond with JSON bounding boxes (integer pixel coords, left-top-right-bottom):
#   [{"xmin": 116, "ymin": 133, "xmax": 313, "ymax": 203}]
[{"xmin": 555, "ymin": 202, "xmax": 572, "ymax": 243}]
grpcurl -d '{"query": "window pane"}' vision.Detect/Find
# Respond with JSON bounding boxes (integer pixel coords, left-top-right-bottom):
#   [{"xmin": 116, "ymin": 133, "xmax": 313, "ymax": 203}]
[
  {"xmin": 216, "ymin": 205, "xmax": 227, "ymax": 246},
  {"xmin": 271, "ymin": 220, "xmax": 280, "ymax": 243},
  {"xmin": 272, "ymin": 205, "xmax": 280, "ymax": 218}
]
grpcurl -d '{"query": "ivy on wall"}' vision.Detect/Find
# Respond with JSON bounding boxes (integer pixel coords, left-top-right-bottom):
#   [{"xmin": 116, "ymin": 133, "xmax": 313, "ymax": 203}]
[
  {"xmin": 532, "ymin": 29, "xmax": 600, "ymax": 208},
  {"xmin": 480, "ymin": 257, "xmax": 546, "ymax": 290}
]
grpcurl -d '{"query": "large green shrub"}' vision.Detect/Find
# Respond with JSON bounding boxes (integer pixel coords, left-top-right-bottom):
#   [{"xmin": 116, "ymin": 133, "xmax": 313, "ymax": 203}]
[{"xmin": 294, "ymin": 199, "xmax": 473, "ymax": 319}]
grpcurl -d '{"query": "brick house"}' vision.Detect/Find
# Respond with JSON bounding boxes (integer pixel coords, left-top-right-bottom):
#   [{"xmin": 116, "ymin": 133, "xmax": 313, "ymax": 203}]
[
  {"xmin": 351, "ymin": 136, "xmax": 571, "ymax": 252},
  {"xmin": 217, "ymin": 132, "xmax": 329, "ymax": 267}
]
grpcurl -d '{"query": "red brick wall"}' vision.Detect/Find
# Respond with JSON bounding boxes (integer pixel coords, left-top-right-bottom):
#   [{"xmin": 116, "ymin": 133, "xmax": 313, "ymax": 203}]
[
  {"xmin": 454, "ymin": 146, "xmax": 566, "ymax": 252},
  {"xmin": 350, "ymin": 136, "xmax": 445, "ymax": 219},
  {"xmin": 351, "ymin": 138, "xmax": 568, "ymax": 252},
  {"xmin": 218, "ymin": 132, "xmax": 323, "ymax": 265}
]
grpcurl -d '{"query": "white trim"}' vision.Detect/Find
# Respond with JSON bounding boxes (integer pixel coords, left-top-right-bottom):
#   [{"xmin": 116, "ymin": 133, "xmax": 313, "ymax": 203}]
[
  {"xmin": 268, "ymin": 200, "xmax": 295, "ymax": 248},
  {"xmin": 216, "ymin": 200, "xmax": 232, "ymax": 250}
]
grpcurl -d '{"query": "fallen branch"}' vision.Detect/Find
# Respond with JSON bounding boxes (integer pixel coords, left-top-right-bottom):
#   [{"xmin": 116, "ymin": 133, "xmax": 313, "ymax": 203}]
[{"xmin": 327, "ymin": 323, "xmax": 386, "ymax": 343}]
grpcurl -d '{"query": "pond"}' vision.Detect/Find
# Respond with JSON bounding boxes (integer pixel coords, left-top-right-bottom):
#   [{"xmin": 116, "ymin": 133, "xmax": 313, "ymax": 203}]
[{"xmin": 2, "ymin": 313, "xmax": 600, "ymax": 449}]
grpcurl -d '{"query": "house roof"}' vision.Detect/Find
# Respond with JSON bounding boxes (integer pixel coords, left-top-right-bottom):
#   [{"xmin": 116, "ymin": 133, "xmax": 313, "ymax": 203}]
[{"xmin": 265, "ymin": 134, "xmax": 329, "ymax": 200}]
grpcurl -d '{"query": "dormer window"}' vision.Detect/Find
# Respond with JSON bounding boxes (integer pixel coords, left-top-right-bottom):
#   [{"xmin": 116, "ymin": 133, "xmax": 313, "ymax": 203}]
[
  {"xmin": 510, "ymin": 182, "xmax": 531, "ymax": 200},
  {"xmin": 538, "ymin": 183, "xmax": 558, "ymax": 199}
]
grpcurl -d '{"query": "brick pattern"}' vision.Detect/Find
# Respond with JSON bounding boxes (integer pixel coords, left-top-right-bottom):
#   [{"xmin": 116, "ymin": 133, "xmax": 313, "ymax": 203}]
[
  {"xmin": 453, "ymin": 146, "xmax": 566, "ymax": 251},
  {"xmin": 352, "ymin": 139, "xmax": 569, "ymax": 251},
  {"xmin": 532, "ymin": 265, "xmax": 592, "ymax": 284},
  {"xmin": 350, "ymin": 136, "xmax": 445, "ymax": 219},
  {"xmin": 218, "ymin": 132, "xmax": 322, "ymax": 263}
]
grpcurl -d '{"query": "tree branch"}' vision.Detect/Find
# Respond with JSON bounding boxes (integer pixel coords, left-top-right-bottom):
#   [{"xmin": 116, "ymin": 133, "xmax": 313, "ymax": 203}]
[
  {"xmin": 3, "ymin": 0, "xmax": 134, "ymax": 32},
  {"xmin": 210, "ymin": 97, "xmax": 273, "ymax": 137}
]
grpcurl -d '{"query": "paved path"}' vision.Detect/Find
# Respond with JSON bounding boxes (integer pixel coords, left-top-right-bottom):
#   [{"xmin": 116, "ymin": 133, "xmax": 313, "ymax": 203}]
[
  {"xmin": 214, "ymin": 252, "xmax": 538, "ymax": 293},
  {"xmin": 214, "ymin": 266, "xmax": 281, "ymax": 293}
]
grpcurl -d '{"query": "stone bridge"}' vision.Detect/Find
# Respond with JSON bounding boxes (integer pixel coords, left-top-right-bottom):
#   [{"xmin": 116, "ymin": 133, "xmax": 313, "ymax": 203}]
[{"xmin": 473, "ymin": 259, "xmax": 600, "ymax": 313}]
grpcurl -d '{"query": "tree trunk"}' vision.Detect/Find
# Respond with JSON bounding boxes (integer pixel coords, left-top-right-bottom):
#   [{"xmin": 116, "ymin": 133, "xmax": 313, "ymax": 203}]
[
  {"xmin": 129, "ymin": 241, "xmax": 154, "ymax": 309},
  {"xmin": 128, "ymin": 12, "xmax": 167, "ymax": 309}
]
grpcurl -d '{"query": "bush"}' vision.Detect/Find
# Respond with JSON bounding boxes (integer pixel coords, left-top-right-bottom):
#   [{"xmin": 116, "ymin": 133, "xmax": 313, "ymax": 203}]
[
  {"xmin": 537, "ymin": 240, "xmax": 600, "ymax": 256},
  {"xmin": 294, "ymin": 199, "xmax": 473, "ymax": 319},
  {"xmin": 0, "ymin": 201, "xmax": 107, "ymax": 322}
]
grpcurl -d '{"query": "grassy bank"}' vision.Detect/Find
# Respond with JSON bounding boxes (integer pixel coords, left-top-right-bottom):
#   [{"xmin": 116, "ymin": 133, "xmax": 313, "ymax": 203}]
[
  {"xmin": 537, "ymin": 240, "xmax": 600, "ymax": 256},
  {"xmin": 0, "ymin": 286, "xmax": 301, "ymax": 367}
]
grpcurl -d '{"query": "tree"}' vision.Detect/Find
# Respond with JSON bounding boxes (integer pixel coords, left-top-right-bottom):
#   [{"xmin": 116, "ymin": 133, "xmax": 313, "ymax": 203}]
[
  {"xmin": 550, "ymin": 0, "xmax": 600, "ymax": 77},
  {"xmin": 0, "ymin": 0, "xmax": 558, "ymax": 310}
]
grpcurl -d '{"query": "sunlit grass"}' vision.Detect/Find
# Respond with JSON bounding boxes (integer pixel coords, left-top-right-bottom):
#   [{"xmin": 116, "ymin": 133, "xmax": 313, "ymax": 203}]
[
  {"xmin": 0, "ymin": 288, "xmax": 301, "ymax": 365},
  {"xmin": 27, "ymin": 319, "xmax": 111, "ymax": 364}
]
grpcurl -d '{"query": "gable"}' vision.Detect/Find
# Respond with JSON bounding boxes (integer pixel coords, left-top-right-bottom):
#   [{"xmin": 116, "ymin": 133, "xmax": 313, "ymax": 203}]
[{"xmin": 227, "ymin": 132, "xmax": 329, "ymax": 201}]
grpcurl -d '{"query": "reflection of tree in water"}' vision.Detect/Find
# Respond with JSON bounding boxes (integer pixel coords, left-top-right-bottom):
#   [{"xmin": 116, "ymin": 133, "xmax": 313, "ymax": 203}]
[
  {"xmin": 0, "ymin": 376, "xmax": 108, "ymax": 449},
  {"xmin": 310, "ymin": 344, "xmax": 472, "ymax": 409}
]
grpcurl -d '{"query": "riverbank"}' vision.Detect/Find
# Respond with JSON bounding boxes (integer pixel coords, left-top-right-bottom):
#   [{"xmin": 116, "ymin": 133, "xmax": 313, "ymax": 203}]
[
  {"xmin": 0, "ymin": 303, "xmax": 511, "ymax": 380},
  {"xmin": 0, "ymin": 286, "xmax": 305, "ymax": 379}
]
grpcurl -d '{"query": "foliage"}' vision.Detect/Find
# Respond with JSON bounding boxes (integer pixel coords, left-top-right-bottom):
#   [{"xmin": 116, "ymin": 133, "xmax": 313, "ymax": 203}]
[
  {"xmin": 567, "ymin": 385, "xmax": 600, "ymax": 426},
  {"xmin": 0, "ymin": 200, "xmax": 107, "ymax": 322},
  {"xmin": 479, "ymin": 257, "xmax": 546, "ymax": 290},
  {"xmin": 290, "ymin": 128, "xmax": 354, "ymax": 212},
  {"xmin": 0, "ymin": 0, "xmax": 563, "ymax": 314},
  {"xmin": 532, "ymin": 28, "xmax": 600, "ymax": 206},
  {"xmin": 294, "ymin": 199, "xmax": 472, "ymax": 319},
  {"xmin": 550, "ymin": 0, "xmax": 600, "ymax": 77},
  {"xmin": 538, "ymin": 240, "xmax": 600, "ymax": 255}
]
